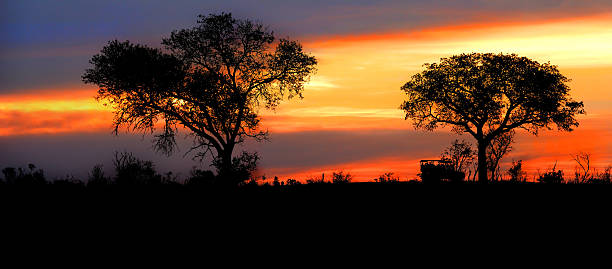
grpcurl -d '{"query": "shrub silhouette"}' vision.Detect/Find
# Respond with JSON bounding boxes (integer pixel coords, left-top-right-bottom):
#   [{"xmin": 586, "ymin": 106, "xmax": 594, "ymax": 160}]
[
  {"xmin": 272, "ymin": 176, "xmax": 281, "ymax": 187},
  {"xmin": 53, "ymin": 175, "xmax": 85, "ymax": 187},
  {"xmin": 285, "ymin": 178, "xmax": 301, "ymax": 186},
  {"xmin": 331, "ymin": 171, "xmax": 352, "ymax": 184},
  {"xmin": 112, "ymin": 151, "xmax": 162, "ymax": 185},
  {"xmin": 571, "ymin": 152, "xmax": 591, "ymax": 183},
  {"xmin": 2, "ymin": 167, "xmax": 17, "ymax": 184},
  {"xmin": 185, "ymin": 168, "xmax": 217, "ymax": 186},
  {"xmin": 487, "ymin": 131, "xmax": 514, "ymax": 181},
  {"xmin": 587, "ymin": 166, "xmax": 611, "ymax": 184},
  {"xmin": 441, "ymin": 140, "xmax": 475, "ymax": 174},
  {"xmin": 507, "ymin": 160, "xmax": 527, "ymax": 183},
  {"xmin": 87, "ymin": 164, "xmax": 112, "ymax": 187},
  {"xmin": 419, "ymin": 160, "xmax": 465, "ymax": 183},
  {"xmin": 305, "ymin": 172, "xmax": 352, "ymax": 184},
  {"xmin": 538, "ymin": 170, "xmax": 564, "ymax": 184},
  {"xmin": 373, "ymin": 172, "xmax": 400, "ymax": 183},
  {"xmin": 306, "ymin": 173, "xmax": 328, "ymax": 184},
  {"xmin": 1, "ymin": 164, "xmax": 47, "ymax": 186},
  {"xmin": 212, "ymin": 151, "xmax": 260, "ymax": 185}
]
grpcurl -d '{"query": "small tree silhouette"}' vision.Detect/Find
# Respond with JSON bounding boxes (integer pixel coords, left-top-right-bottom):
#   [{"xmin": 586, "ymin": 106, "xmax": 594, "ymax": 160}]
[
  {"xmin": 87, "ymin": 164, "xmax": 112, "ymax": 187},
  {"xmin": 571, "ymin": 152, "xmax": 591, "ymax": 183},
  {"xmin": 507, "ymin": 160, "xmax": 527, "ymax": 182},
  {"xmin": 185, "ymin": 167, "xmax": 217, "ymax": 186},
  {"xmin": 331, "ymin": 171, "xmax": 352, "ymax": 184},
  {"xmin": 285, "ymin": 178, "xmax": 301, "ymax": 186},
  {"xmin": 441, "ymin": 139, "xmax": 475, "ymax": 174},
  {"xmin": 2, "ymin": 167, "xmax": 17, "ymax": 184},
  {"xmin": 112, "ymin": 151, "xmax": 161, "ymax": 185},
  {"xmin": 538, "ymin": 162, "xmax": 564, "ymax": 184},
  {"xmin": 487, "ymin": 131, "xmax": 514, "ymax": 181},
  {"xmin": 1, "ymin": 164, "xmax": 47, "ymax": 185}
]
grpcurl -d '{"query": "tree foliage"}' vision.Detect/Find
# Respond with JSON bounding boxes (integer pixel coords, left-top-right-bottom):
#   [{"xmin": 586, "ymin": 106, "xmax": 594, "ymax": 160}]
[
  {"xmin": 401, "ymin": 53, "xmax": 584, "ymax": 182},
  {"xmin": 82, "ymin": 13, "xmax": 317, "ymax": 181}
]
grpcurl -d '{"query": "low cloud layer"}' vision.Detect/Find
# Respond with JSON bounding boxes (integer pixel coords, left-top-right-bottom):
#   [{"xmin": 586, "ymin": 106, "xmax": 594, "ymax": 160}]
[{"xmin": 2, "ymin": 126, "xmax": 609, "ymax": 181}]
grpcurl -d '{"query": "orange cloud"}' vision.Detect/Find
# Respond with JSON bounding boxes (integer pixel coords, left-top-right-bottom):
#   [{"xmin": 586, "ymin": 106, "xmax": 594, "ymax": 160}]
[
  {"xmin": 0, "ymin": 110, "xmax": 112, "ymax": 136},
  {"xmin": 306, "ymin": 12, "xmax": 612, "ymax": 49},
  {"xmin": 0, "ymin": 86, "xmax": 112, "ymax": 136}
]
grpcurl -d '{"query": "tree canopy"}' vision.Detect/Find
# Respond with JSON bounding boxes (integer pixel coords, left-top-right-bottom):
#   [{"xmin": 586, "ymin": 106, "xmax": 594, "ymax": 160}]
[
  {"xmin": 401, "ymin": 53, "xmax": 584, "ymax": 183},
  {"xmin": 83, "ymin": 13, "xmax": 317, "ymax": 183}
]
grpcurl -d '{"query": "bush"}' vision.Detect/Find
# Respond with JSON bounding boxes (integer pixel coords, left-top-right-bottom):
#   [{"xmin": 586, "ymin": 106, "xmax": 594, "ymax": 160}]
[
  {"xmin": 373, "ymin": 172, "xmax": 400, "ymax": 183},
  {"xmin": 507, "ymin": 160, "xmax": 527, "ymax": 182},
  {"xmin": 1, "ymin": 164, "xmax": 47, "ymax": 185},
  {"xmin": 53, "ymin": 175, "xmax": 85, "ymax": 187},
  {"xmin": 185, "ymin": 168, "xmax": 217, "ymax": 186},
  {"xmin": 113, "ymin": 151, "xmax": 162, "ymax": 185},
  {"xmin": 332, "ymin": 171, "xmax": 352, "ymax": 184},
  {"xmin": 538, "ymin": 170, "xmax": 564, "ymax": 184},
  {"xmin": 213, "ymin": 151, "xmax": 259, "ymax": 185},
  {"xmin": 584, "ymin": 166, "xmax": 611, "ymax": 184},
  {"xmin": 286, "ymin": 178, "xmax": 301, "ymax": 186},
  {"xmin": 87, "ymin": 164, "xmax": 112, "ymax": 187},
  {"xmin": 306, "ymin": 173, "xmax": 328, "ymax": 184},
  {"xmin": 419, "ymin": 161, "xmax": 464, "ymax": 183}
]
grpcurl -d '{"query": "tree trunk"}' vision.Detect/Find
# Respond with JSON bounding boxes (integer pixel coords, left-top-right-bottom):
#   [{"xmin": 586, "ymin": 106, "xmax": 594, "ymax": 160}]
[
  {"xmin": 215, "ymin": 143, "xmax": 235, "ymax": 183},
  {"xmin": 221, "ymin": 151, "xmax": 232, "ymax": 174},
  {"xmin": 477, "ymin": 140, "xmax": 488, "ymax": 183}
]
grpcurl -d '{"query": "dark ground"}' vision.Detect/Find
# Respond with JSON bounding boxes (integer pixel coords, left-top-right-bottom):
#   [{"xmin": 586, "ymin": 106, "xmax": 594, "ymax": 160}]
[
  {"xmin": 2, "ymin": 182, "xmax": 610, "ymax": 258},
  {"xmin": 3, "ymin": 181, "xmax": 610, "ymax": 216}
]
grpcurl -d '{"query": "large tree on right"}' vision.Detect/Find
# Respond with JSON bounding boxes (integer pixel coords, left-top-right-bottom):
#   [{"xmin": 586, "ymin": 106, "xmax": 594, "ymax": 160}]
[{"xmin": 401, "ymin": 53, "xmax": 585, "ymax": 183}]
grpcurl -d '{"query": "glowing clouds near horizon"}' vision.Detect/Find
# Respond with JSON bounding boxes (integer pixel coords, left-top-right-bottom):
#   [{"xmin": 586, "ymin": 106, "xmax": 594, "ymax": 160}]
[
  {"xmin": 275, "ymin": 12, "xmax": 612, "ymax": 131},
  {"xmin": 0, "ymin": 87, "xmax": 112, "ymax": 136}
]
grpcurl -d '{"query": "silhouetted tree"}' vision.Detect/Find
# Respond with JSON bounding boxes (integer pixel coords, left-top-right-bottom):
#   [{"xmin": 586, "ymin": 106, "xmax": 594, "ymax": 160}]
[
  {"xmin": 571, "ymin": 152, "xmax": 591, "ymax": 183},
  {"xmin": 82, "ymin": 13, "xmax": 317, "ymax": 183},
  {"xmin": 186, "ymin": 167, "xmax": 217, "ymax": 186},
  {"xmin": 507, "ymin": 160, "xmax": 526, "ymax": 182},
  {"xmin": 539, "ymin": 170, "xmax": 564, "ymax": 184},
  {"xmin": 215, "ymin": 151, "xmax": 259, "ymax": 185},
  {"xmin": 593, "ymin": 166, "xmax": 611, "ymax": 184},
  {"xmin": 486, "ymin": 131, "xmax": 514, "ymax": 181},
  {"xmin": 285, "ymin": 178, "xmax": 301, "ymax": 186},
  {"xmin": 112, "ymin": 151, "xmax": 161, "ymax": 185},
  {"xmin": 1, "ymin": 164, "xmax": 47, "ymax": 185},
  {"xmin": 87, "ymin": 164, "xmax": 112, "ymax": 187},
  {"xmin": 441, "ymin": 139, "xmax": 475, "ymax": 174},
  {"xmin": 2, "ymin": 167, "xmax": 17, "ymax": 184},
  {"xmin": 331, "ymin": 171, "xmax": 352, "ymax": 184},
  {"xmin": 401, "ymin": 53, "xmax": 584, "ymax": 183}
]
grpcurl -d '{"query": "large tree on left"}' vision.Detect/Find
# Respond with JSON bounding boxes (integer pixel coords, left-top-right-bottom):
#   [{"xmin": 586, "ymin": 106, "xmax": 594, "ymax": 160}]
[{"xmin": 83, "ymin": 13, "xmax": 317, "ymax": 183}]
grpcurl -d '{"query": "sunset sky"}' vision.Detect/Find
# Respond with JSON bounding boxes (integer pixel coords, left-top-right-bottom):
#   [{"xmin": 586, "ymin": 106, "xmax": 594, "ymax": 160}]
[{"xmin": 1, "ymin": 0, "xmax": 611, "ymax": 181}]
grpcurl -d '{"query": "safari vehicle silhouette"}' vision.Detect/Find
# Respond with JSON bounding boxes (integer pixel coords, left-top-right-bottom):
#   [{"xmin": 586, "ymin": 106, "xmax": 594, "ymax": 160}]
[{"xmin": 419, "ymin": 160, "xmax": 465, "ymax": 183}]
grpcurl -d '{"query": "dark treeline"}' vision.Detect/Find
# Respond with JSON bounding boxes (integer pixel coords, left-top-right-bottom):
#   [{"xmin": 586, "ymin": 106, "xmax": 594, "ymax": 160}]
[
  {"xmin": 3, "ymin": 151, "xmax": 611, "ymax": 234},
  {"xmin": 2, "ymin": 150, "xmax": 611, "ymax": 190}
]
